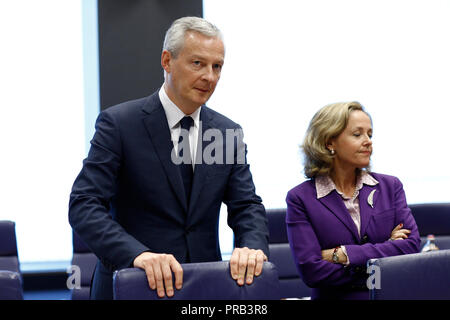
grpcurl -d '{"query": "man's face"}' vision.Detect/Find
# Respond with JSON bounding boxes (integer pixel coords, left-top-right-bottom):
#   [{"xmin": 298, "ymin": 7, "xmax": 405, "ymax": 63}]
[{"xmin": 162, "ymin": 31, "xmax": 225, "ymax": 114}]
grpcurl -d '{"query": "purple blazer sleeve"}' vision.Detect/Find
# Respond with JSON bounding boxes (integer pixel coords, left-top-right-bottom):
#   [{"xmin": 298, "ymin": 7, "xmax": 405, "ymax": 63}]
[
  {"xmin": 286, "ymin": 187, "xmax": 355, "ymax": 288},
  {"xmin": 344, "ymin": 176, "xmax": 420, "ymax": 265}
]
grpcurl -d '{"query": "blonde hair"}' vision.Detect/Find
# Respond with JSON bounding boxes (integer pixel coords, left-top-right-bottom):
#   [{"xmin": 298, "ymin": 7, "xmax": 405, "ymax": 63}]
[{"xmin": 302, "ymin": 101, "xmax": 371, "ymax": 178}]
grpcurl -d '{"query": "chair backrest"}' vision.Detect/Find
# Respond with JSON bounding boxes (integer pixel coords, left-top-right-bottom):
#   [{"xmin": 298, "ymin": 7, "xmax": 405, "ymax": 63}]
[
  {"xmin": 0, "ymin": 221, "xmax": 20, "ymax": 274},
  {"xmin": 113, "ymin": 261, "xmax": 281, "ymax": 300},
  {"xmin": 409, "ymin": 203, "xmax": 450, "ymax": 250},
  {"xmin": 266, "ymin": 209, "xmax": 312, "ymax": 299},
  {"xmin": 0, "ymin": 270, "xmax": 23, "ymax": 300},
  {"xmin": 70, "ymin": 231, "xmax": 98, "ymax": 300},
  {"xmin": 368, "ymin": 249, "xmax": 450, "ymax": 300}
]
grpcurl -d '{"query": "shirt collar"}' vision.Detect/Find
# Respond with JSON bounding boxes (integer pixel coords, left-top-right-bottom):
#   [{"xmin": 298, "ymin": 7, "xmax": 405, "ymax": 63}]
[
  {"xmin": 315, "ymin": 171, "xmax": 379, "ymax": 199},
  {"xmin": 158, "ymin": 86, "xmax": 201, "ymax": 129}
]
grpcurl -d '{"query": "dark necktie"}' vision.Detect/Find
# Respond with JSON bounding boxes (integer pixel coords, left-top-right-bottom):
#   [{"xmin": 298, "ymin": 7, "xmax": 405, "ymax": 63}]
[{"xmin": 178, "ymin": 116, "xmax": 194, "ymax": 204}]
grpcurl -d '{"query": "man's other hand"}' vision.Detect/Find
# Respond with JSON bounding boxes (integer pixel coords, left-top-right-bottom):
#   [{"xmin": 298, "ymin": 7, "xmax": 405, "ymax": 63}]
[{"xmin": 229, "ymin": 247, "xmax": 268, "ymax": 286}]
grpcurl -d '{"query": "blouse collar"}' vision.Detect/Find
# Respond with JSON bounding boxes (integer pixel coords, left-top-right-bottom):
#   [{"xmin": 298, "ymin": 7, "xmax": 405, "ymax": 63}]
[{"xmin": 315, "ymin": 171, "xmax": 378, "ymax": 199}]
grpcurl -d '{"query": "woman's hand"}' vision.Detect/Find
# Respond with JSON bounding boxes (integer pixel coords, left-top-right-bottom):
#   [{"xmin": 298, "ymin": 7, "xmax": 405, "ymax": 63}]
[
  {"xmin": 390, "ymin": 223, "xmax": 411, "ymax": 241},
  {"xmin": 321, "ymin": 247, "xmax": 347, "ymax": 264}
]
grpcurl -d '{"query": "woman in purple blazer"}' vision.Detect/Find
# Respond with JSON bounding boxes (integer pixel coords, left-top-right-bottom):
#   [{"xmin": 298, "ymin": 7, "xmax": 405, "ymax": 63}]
[{"xmin": 286, "ymin": 102, "xmax": 420, "ymax": 300}]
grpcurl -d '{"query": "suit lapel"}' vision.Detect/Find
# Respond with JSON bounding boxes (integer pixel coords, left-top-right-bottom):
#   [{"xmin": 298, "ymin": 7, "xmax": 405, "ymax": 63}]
[
  {"xmin": 318, "ymin": 191, "xmax": 360, "ymax": 242},
  {"xmin": 141, "ymin": 94, "xmax": 187, "ymax": 212},
  {"xmin": 358, "ymin": 184, "xmax": 379, "ymax": 237}
]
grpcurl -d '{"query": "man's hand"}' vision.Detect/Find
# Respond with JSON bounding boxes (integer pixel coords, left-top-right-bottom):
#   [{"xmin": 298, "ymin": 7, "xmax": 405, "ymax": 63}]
[
  {"xmin": 229, "ymin": 247, "xmax": 268, "ymax": 286},
  {"xmin": 133, "ymin": 252, "xmax": 183, "ymax": 298}
]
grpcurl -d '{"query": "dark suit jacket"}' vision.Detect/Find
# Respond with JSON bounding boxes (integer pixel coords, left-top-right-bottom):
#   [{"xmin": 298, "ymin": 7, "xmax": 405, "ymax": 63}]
[
  {"xmin": 69, "ymin": 92, "xmax": 269, "ymax": 299},
  {"xmin": 286, "ymin": 172, "xmax": 420, "ymax": 300}
]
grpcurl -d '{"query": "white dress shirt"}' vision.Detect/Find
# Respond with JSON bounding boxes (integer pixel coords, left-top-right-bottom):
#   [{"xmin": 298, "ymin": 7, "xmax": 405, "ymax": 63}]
[{"xmin": 158, "ymin": 86, "xmax": 201, "ymax": 170}]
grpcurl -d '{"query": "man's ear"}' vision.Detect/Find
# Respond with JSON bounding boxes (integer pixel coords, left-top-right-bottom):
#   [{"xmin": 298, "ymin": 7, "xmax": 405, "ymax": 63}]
[{"xmin": 161, "ymin": 50, "xmax": 172, "ymax": 73}]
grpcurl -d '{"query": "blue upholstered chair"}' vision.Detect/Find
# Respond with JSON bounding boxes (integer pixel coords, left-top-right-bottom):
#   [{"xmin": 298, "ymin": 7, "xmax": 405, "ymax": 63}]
[
  {"xmin": 113, "ymin": 261, "xmax": 281, "ymax": 300},
  {"xmin": 0, "ymin": 270, "xmax": 23, "ymax": 300},
  {"xmin": 0, "ymin": 221, "xmax": 23, "ymax": 300},
  {"xmin": 70, "ymin": 231, "xmax": 97, "ymax": 300},
  {"xmin": 409, "ymin": 203, "xmax": 450, "ymax": 250},
  {"xmin": 0, "ymin": 221, "xmax": 20, "ymax": 274},
  {"xmin": 368, "ymin": 249, "xmax": 450, "ymax": 300},
  {"xmin": 266, "ymin": 209, "xmax": 312, "ymax": 299}
]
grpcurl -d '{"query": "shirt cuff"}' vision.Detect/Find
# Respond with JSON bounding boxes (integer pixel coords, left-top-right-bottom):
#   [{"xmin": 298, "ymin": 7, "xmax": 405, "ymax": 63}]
[{"xmin": 341, "ymin": 245, "xmax": 350, "ymax": 266}]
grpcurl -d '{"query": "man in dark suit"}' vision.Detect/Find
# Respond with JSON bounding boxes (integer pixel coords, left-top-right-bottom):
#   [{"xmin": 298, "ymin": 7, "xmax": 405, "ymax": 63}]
[{"xmin": 69, "ymin": 16, "xmax": 269, "ymax": 299}]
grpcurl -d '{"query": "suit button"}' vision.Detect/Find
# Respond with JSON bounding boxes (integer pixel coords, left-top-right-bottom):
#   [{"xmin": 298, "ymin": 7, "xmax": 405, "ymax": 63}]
[{"xmin": 361, "ymin": 235, "xmax": 368, "ymax": 244}]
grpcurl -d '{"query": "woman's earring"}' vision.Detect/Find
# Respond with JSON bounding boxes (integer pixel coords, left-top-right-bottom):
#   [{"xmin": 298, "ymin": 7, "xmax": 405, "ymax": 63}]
[{"xmin": 330, "ymin": 149, "xmax": 335, "ymax": 155}]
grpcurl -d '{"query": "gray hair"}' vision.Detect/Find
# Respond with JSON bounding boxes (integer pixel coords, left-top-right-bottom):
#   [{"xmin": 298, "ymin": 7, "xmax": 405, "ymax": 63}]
[{"xmin": 163, "ymin": 16, "xmax": 223, "ymax": 58}]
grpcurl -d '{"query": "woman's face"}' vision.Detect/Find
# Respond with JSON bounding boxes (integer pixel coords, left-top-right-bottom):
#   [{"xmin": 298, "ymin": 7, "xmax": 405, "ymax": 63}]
[{"xmin": 328, "ymin": 110, "xmax": 373, "ymax": 171}]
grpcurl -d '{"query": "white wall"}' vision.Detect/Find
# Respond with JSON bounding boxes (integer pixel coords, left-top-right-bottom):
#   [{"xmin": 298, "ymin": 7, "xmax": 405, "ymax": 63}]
[
  {"xmin": 204, "ymin": 0, "xmax": 450, "ymax": 255},
  {"xmin": 0, "ymin": 1, "xmax": 87, "ymax": 265}
]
